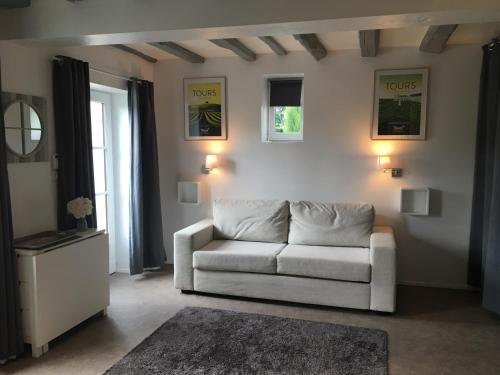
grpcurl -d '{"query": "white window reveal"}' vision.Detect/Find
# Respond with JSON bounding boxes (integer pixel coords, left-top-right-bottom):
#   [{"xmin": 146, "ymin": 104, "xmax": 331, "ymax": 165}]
[
  {"xmin": 262, "ymin": 76, "xmax": 304, "ymax": 142},
  {"xmin": 90, "ymin": 84, "xmax": 131, "ymax": 274},
  {"xmin": 90, "ymin": 89, "xmax": 118, "ymax": 274},
  {"xmin": 90, "ymin": 94, "xmax": 112, "ymax": 232}
]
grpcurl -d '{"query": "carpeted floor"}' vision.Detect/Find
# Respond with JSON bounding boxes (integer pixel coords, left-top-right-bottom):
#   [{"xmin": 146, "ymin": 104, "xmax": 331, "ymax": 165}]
[
  {"xmin": 105, "ymin": 306, "xmax": 388, "ymax": 375},
  {"xmin": 2, "ymin": 267, "xmax": 500, "ymax": 374}
]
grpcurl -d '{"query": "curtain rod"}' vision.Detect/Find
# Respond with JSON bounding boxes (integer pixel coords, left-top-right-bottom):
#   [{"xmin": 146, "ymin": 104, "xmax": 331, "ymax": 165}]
[
  {"xmin": 52, "ymin": 56, "xmax": 143, "ymax": 82},
  {"xmin": 90, "ymin": 66, "xmax": 130, "ymax": 81},
  {"xmin": 486, "ymin": 34, "xmax": 500, "ymax": 50}
]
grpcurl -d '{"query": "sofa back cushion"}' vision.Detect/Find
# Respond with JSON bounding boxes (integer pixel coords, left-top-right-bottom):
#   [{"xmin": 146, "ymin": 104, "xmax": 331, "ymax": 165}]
[
  {"xmin": 289, "ymin": 201, "xmax": 374, "ymax": 247},
  {"xmin": 213, "ymin": 199, "xmax": 290, "ymax": 243}
]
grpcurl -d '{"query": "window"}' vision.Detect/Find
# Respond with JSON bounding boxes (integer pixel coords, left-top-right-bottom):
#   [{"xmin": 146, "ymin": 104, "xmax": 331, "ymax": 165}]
[
  {"xmin": 90, "ymin": 92, "xmax": 113, "ymax": 232},
  {"xmin": 90, "ymin": 84, "xmax": 129, "ymax": 275},
  {"xmin": 263, "ymin": 76, "xmax": 304, "ymax": 142},
  {"xmin": 29, "ymin": 107, "xmax": 42, "ymax": 141}
]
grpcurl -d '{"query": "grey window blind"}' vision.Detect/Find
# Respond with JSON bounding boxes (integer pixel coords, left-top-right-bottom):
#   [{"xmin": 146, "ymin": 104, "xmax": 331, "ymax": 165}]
[{"xmin": 269, "ymin": 79, "xmax": 302, "ymax": 106}]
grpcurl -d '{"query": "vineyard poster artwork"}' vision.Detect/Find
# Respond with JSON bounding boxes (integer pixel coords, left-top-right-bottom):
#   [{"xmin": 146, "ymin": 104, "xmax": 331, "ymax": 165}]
[
  {"xmin": 184, "ymin": 77, "xmax": 227, "ymax": 140},
  {"xmin": 372, "ymin": 68, "xmax": 428, "ymax": 140}
]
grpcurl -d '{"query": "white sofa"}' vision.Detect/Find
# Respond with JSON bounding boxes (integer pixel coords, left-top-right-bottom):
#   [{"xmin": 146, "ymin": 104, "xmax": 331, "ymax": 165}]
[{"xmin": 174, "ymin": 199, "xmax": 397, "ymax": 312}]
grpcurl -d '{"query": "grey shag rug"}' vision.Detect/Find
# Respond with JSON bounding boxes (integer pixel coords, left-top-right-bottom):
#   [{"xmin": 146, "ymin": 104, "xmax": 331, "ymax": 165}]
[{"xmin": 105, "ymin": 307, "xmax": 388, "ymax": 375}]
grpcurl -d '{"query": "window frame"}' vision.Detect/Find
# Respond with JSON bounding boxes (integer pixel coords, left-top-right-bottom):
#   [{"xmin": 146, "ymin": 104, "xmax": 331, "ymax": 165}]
[
  {"xmin": 90, "ymin": 90, "xmax": 115, "ymax": 234},
  {"xmin": 263, "ymin": 74, "xmax": 304, "ymax": 142}
]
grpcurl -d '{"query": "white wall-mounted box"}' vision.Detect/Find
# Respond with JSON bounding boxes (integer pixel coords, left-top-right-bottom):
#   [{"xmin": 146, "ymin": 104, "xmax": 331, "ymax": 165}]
[
  {"xmin": 400, "ymin": 188, "xmax": 430, "ymax": 215},
  {"xmin": 178, "ymin": 181, "xmax": 201, "ymax": 205}
]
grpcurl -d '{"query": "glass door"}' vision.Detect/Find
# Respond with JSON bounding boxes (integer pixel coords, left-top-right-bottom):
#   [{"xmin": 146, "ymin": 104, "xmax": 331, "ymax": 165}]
[{"xmin": 90, "ymin": 91, "xmax": 116, "ymax": 274}]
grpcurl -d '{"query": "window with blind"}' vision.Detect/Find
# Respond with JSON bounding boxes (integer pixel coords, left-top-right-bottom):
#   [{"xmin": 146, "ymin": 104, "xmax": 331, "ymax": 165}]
[{"xmin": 264, "ymin": 76, "xmax": 304, "ymax": 142}]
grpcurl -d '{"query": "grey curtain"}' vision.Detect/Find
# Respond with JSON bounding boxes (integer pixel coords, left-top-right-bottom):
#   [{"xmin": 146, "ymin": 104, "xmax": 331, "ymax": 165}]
[
  {"xmin": 53, "ymin": 56, "xmax": 97, "ymax": 231},
  {"xmin": 0, "ymin": 62, "xmax": 24, "ymax": 363},
  {"xmin": 128, "ymin": 79, "xmax": 165, "ymax": 275},
  {"xmin": 468, "ymin": 38, "xmax": 500, "ymax": 315}
]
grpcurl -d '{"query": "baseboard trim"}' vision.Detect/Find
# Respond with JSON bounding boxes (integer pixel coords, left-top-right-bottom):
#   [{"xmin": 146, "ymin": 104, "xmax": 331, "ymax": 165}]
[{"xmin": 398, "ymin": 280, "xmax": 479, "ymax": 291}]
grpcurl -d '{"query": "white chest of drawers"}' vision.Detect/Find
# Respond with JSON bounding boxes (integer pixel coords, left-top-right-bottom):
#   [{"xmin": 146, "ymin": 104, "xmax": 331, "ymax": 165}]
[{"xmin": 16, "ymin": 231, "xmax": 110, "ymax": 358}]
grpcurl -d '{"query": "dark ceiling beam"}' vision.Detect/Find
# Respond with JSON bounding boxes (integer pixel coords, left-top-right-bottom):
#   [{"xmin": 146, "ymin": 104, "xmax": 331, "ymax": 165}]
[
  {"xmin": 419, "ymin": 24, "xmax": 458, "ymax": 53},
  {"xmin": 293, "ymin": 34, "xmax": 327, "ymax": 61},
  {"xmin": 149, "ymin": 42, "xmax": 205, "ymax": 63},
  {"xmin": 111, "ymin": 44, "xmax": 157, "ymax": 64},
  {"xmin": 0, "ymin": 0, "xmax": 30, "ymax": 8},
  {"xmin": 258, "ymin": 36, "xmax": 287, "ymax": 56},
  {"xmin": 210, "ymin": 38, "xmax": 256, "ymax": 61},
  {"xmin": 359, "ymin": 30, "xmax": 380, "ymax": 57}
]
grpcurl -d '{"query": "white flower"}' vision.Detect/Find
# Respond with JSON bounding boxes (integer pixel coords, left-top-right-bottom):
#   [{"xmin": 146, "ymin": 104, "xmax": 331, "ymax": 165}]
[{"xmin": 67, "ymin": 197, "xmax": 93, "ymax": 219}]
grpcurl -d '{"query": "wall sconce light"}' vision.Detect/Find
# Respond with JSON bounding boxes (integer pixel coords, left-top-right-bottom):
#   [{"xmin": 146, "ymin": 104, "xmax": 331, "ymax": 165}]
[
  {"xmin": 377, "ymin": 156, "xmax": 402, "ymax": 178},
  {"xmin": 202, "ymin": 154, "xmax": 218, "ymax": 174}
]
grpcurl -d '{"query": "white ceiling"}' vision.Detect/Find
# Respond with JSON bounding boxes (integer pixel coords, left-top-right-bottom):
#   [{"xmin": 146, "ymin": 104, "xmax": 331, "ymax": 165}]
[{"xmin": 125, "ymin": 23, "xmax": 500, "ymax": 61}]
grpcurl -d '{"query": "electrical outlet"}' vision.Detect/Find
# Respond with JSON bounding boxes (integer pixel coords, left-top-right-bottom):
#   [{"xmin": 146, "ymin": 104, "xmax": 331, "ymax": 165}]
[
  {"xmin": 51, "ymin": 154, "xmax": 59, "ymax": 170},
  {"xmin": 392, "ymin": 168, "xmax": 403, "ymax": 178}
]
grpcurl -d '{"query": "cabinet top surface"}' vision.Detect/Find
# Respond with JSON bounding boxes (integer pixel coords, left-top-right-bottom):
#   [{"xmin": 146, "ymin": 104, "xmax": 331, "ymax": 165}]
[{"xmin": 16, "ymin": 229, "xmax": 106, "ymax": 256}]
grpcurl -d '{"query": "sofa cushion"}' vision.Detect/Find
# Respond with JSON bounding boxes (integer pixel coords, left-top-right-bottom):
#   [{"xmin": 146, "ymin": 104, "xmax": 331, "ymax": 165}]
[
  {"xmin": 277, "ymin": 244, "xmax": 371, "ymax": 282},
  {"xmin": 213, "ymin": 199, "xmax": 289, "ymax": 243},
  {"xmin": 193, "ymin": 240, "xmax": 287, "ymax": 274},
  {"xmin": 289, "ymin": 201, "xmax": 374, "ymax": 247}
]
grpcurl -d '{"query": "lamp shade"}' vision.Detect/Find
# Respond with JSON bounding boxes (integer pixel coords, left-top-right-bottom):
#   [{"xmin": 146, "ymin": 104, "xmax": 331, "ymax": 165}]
[
  {"xmin": 205, "ymin": 154, "xmax": 218, "ymax": 169},
  {"xmin": 377, "ymin": 156, "xmax": 391, "ymax": 169}
]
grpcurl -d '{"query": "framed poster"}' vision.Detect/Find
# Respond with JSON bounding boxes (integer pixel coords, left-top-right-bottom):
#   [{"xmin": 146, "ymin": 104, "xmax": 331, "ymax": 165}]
[
  {"xmin": 372, "ymin": 68, "xmax": 429, "ymax": 140},
  {"xmin": 184, "ymin": 77, "xmax": 227, "ymax": 140}
]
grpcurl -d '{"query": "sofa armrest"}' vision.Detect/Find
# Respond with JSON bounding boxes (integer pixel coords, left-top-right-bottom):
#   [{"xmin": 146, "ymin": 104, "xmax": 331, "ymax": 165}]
[
  {"xmin": 370, "ymin": 226, "xmax": 397, "ymax": 312},
  {"xmin": 174, "ymin": 219, "xmax": 214, "ymax": 290}
]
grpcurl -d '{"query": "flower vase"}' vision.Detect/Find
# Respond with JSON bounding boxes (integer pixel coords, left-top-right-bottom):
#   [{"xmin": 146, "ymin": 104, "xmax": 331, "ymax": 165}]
[{"xmin": 76, "ymin": 217, "xmax": 88, "ymax": 232}]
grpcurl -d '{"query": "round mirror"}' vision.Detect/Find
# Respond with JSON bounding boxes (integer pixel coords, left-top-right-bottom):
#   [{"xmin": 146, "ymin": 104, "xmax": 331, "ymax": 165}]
[{"xmin": 4, "ymin": 101, "xmax": 43, "ymax": 157}]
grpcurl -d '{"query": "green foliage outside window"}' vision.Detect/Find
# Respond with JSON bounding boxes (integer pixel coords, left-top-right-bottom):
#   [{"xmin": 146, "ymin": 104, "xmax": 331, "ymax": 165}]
[{"xmin": 274, "ymin": 106, "xmax": 301, "ymax": 133}]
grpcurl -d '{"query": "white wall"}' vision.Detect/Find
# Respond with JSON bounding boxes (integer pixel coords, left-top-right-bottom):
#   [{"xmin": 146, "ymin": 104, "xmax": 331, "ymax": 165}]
[
  {"xmin": 0, "ymin": 41, "xmax": 153, "ymax": 238},
  {"xmin": 1, "ymin": 41, "xmax": 483, "ymax": 287},
  {"xmin": 154, "ymin": 45, "xmax": 482, "ymax": 289}
]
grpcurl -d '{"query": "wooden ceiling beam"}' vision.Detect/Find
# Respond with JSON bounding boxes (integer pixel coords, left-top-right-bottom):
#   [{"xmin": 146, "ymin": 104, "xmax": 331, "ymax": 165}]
[
  {"xmin": 0, "ymin": 0, "xmax": 30, "ymax": 8},
  {"xmin": 259, "ymin": 36, "xmax": 287, "ymax": 56},
  {"xmin": 111, "ymin": 44, "xmax": 158, "ymax": 63},
  {"xmin": 150, "ymin": 42, "xmax": 205, "ymax": 63},
  {"xmin": 210, "ymin": 38, "xmax": 256, "ymax": 61},
  {"xmin": 293, "ymin": 34, "xmax": 327, "ymax": 61},
  {"xmin": 419, "ymin": 24, "xmax": 458, "ymax": 53},
  {"xmin": 359, "ymin": 30, "xmax": 380, "ymax": 57}
]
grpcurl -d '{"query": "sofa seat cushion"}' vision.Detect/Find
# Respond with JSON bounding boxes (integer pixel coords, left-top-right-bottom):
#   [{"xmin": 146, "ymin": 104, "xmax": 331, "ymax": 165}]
[
  {"xmin": 277, "ymin": 244, "xmax": 371, "ymax": 282},
  {"xmin": 193, "ymin": 240, "xmax": 287, "ymax": 274}
]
